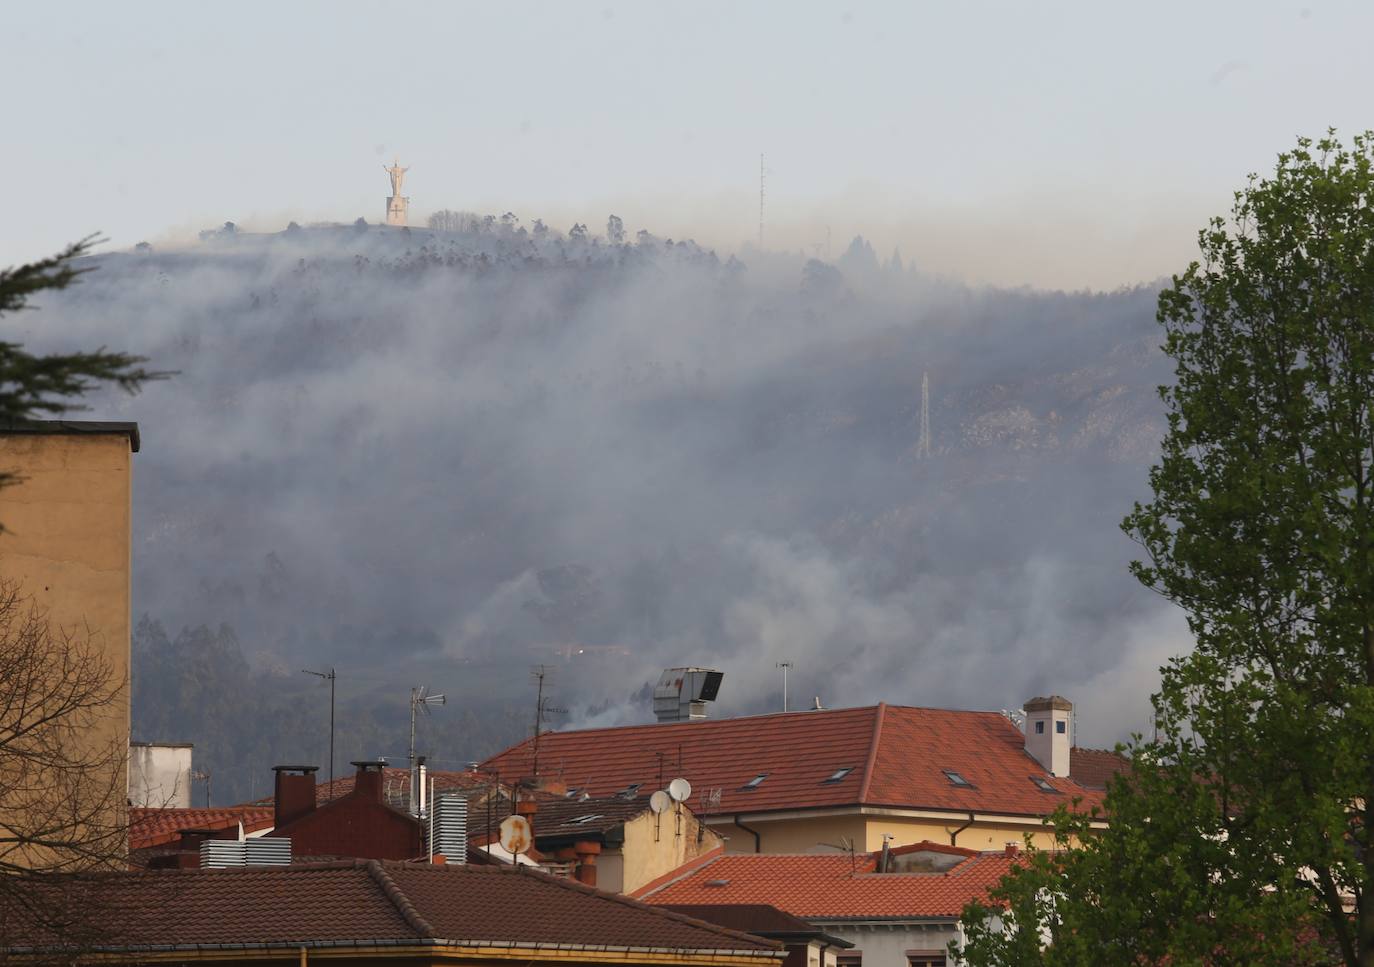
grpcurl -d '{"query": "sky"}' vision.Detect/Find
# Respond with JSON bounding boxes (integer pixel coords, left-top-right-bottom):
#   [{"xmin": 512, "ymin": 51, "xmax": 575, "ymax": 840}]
[{"xmin": 5, "ymin": 0, "xmax": 1374, "ymax": 288}]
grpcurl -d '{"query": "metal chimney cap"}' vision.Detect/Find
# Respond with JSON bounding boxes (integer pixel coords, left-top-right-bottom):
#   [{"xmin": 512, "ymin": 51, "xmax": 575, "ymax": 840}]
[
  {"xmin": 271, "ymin": 765, "xmax": 319, "ymax": 774},
  {"xmin": 350, "ymin": 760, "xmax": 388, "ymax": 771}
]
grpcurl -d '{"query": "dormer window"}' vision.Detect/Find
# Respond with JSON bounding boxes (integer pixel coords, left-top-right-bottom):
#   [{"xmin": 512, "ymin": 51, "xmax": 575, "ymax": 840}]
[
  {"xmin": 943, "ymin": 770, "xmax": 973, "ymax": 788},
  {"xmin": 740, "ymin": 773, "xmax": 768, "ymax": 790},
  {"xmin": 822, "ymin": 767, "xmax": 854, "ymax": 784}
]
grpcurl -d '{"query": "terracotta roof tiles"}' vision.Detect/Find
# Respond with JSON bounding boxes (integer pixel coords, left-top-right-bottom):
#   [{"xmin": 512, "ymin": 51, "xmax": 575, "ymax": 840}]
[
  {"xmin": 481, "ymin": 704, "xmax": 1111, "ymax": 818},
  {"xmin": 6, "ymin": 861, "xmax": 781, "ymax": 955},
  {"xmin": 129, "ymin": 806, "xmax": 275, "ymax": 850},
  {"xmin": 637, "ymin": 848, "xmax": 1020, "ymax": 920}
]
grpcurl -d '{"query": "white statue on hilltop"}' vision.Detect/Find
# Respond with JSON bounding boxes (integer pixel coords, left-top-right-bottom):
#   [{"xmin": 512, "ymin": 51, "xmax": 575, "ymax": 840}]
[{"xmin": 383, "ymin": 158, "xmax": 409, "ymax": 198}]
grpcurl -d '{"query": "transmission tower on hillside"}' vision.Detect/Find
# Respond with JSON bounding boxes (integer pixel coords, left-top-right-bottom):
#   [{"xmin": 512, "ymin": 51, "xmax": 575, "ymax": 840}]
[
  {"xmin": 758, "ymin": 153, "xmax": 766, "ymax": 251},
  {"xmin": 917, "ymin": 370, "xmax": 932, "ymax": 458}
]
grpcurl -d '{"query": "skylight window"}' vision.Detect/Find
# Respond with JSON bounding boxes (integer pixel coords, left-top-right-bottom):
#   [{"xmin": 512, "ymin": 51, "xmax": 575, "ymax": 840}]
[
  {"xmin": 616, "ymin": 783, "xmax": 642, "ymax": 799},
  {"xmin": 1030, "ymin": 775, "xmax": 1056, "ymax": 793},
  {"xmin": 943, "ymin": 770, "xmax": 973, "ymax": 788},
  {"xmin": 740, "ymin": 773, "xmax": 769, "ymax": 790},
  {"xmin": 569, "ymin": 814, "xmax": 604, "ymax": 824},
  {"xmin": 822, "ymin": 767, "xmax": 854, "ymax": 784}
]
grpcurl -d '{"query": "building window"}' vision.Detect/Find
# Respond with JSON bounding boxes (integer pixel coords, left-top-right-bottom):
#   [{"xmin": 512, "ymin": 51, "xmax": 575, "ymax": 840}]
[
  {"xmin": 822, "ymin": 767, "xmax": 854, "ymax": 784},
  {"xmin": 740, "ymin": 773, "xmax": 768, "ymax": 790},
  {"xmin": 1056, "ymin": 720, "xmax": 1066, "ymax": 734},
  {"xmin": 1035, "ymin": 721, "xmax": 1044, "ymax": 734},
  {"xmin": 942, "ymin": 769, "xmax": 973, "ymax": 788},
  {"xmin": 837, "ymin": 953, "xmax": 861, "ymax": 967},
  {"xmin": 906, "ymin": 956, "xmax": 945, "ymax": 967}
]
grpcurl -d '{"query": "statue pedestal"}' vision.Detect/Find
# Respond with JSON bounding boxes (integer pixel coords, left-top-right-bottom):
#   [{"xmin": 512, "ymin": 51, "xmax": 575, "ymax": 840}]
[{"xmin": 386, "ymin": 195, "xmax": 409, "ymax": 227}]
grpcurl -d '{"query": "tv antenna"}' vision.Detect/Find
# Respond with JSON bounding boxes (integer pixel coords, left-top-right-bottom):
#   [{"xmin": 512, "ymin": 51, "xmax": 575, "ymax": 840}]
[
  {"xmin": 190, "ymin": 769, "xmax": 211, "ymax": 809},
  {"xmin": 758, "ymin": 153, "xmax": 772, "ymax": 251},
  {"xmin": 530, "ymin": 665, "xmax": 567, "ymax": 777},
  {"xmin": 302, "ymin": 667, "xmax": 336, "ymax": 790},
  {"xmin": 409, "ymin": 685, "xmax": 446, "ymax": 770},
  {"xmin": 776, "ymin": 661, "xmax": 794, "ymax": 712}
]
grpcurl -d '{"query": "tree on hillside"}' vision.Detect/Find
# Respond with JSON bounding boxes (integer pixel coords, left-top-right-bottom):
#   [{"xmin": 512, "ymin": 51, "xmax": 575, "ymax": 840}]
[{"xmin": 958, "ymin": 131, "xmax": 1374, "ymax": 966}]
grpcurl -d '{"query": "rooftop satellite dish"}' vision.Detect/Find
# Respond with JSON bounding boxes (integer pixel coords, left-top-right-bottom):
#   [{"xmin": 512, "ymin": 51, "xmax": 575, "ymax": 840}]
[
  {"xmin": 649, "ymin": 790, "xmax": 672, "ymax": 815},
  {"xmin": 667, "ymin": 777, "xmax": 692, "ymax": 803},
  {"xmin": 499, "ymin": 814, "xmax": 532, "ymax": 855}
]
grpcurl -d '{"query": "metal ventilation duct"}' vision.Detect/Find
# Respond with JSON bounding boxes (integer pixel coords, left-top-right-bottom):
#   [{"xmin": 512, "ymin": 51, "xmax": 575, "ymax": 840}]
[
  {"xmin": 199, "ymin": 837, "xmax": 292, "ymax": 869},
  {"xmin": 652, "ymin": 667, "xmax": 724, "ymax": 722},
  {"xmin": 429, "ymin": 794, "xmax": 468, "ymax": 864}
]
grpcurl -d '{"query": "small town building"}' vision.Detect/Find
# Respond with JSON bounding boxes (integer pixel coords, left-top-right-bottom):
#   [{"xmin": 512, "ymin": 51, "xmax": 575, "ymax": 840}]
[
  {"xmin": 481, "ymin": 700, "xmax": 1124, "ymax": 854},
  {"xmin": 637, "ymin": 841, "xmax": 1023, "ymax": 967},
  {"xmin": 2, "ymin": 859, "xmax": 787, "ymax": 967},
  {"xmin": 657, "ymin": 905, "xmax": 853, "ymax": 967},
  {"xmin": 0, "ymin": 420, "xmax": 140, "ymax": 866}
]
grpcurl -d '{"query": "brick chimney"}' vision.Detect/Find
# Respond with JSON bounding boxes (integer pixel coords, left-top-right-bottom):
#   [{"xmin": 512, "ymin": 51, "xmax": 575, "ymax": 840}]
[
  {"xmin": 573, "ymin": 840, "xmax": 601, "ymax": 887},
  {"xmin": 1023, "ymin": 696, "xmax": 1072, "ymax": 778},
  {"xmin": 272, "ymin": 765, "xmax": 319, "ymax": 828},
  {"xmin": 351, "ymin": 760, "xmax": 387, "ymax": 802}
]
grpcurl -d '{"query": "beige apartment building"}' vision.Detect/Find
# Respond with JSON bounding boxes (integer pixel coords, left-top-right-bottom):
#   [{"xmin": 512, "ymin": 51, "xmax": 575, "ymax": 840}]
[{"xmin": 0, "ymin": 420, "xmax": 139, "ymax": 864}]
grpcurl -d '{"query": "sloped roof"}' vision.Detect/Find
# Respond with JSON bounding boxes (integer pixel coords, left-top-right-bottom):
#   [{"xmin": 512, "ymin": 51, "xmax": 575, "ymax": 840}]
[
  {"xmin": 635, "ymin": 847, "xmax": 1019, "ymax": 920},
  {"xmin": 480, "ymin": 704, "xmax": 1111, "ymax": 818},
  {"xmin": 530, "ymin": 794, "xmax": 654, "ymax": 841},
  {"xmin": 656, "ymin": 905, "xmax": 854, "ymax": 945},
  {"xmin": 129, "ymin": 806, "xmax": 274, "ymax": 849},
  {"xmin": 5, "ymin": 861, "xmax": 781, "ymax": 955},
  {"xmin": 1068, "ymin": 747, "xmax": 1130, "ymax": 790}
]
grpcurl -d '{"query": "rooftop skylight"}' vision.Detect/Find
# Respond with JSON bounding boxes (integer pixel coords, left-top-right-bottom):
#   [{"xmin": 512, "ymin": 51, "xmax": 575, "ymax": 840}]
[
  {"xmin": 740, "ymin": 773, "xmax": 769, "ymax": 790},
  {"xmin": 943, "ymin": 769, "xmax": 973, "ymax": 788},
  {"xmin": 1030, "ymin": 775, "xmax": 1056, "ymax": 793},
  {"xmin": 822, "ymin": 767, "xmax": 854, "ymax": 784}
]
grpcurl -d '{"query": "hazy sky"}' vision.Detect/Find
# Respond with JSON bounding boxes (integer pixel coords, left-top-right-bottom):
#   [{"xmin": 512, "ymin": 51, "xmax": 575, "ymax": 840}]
[{"xmin": 5, "ymin": 0, "xmax": 1372, "ymax": 288}]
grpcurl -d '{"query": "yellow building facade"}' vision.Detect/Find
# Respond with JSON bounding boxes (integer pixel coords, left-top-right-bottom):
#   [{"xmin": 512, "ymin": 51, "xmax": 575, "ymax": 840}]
[{"xmin": 0, "ymin": 421, "xmax": 138, "ymax": 864}]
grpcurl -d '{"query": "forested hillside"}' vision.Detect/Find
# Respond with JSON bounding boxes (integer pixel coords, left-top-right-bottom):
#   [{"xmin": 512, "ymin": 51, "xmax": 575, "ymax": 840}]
[{"xmin": 25, "ymin": 219, "xmax": 1176, "ymax": 804}]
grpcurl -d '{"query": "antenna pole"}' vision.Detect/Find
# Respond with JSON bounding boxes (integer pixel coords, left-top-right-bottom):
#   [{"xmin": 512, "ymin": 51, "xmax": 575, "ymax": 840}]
[
  {"xmin": 302, "ymin": 667, "xmax": 337, "ymax": 790},
  {"xmin": 776, "ymin": 661, "xmax": 793, "ymax": 712},
  {"xmin": 918, "ymin": 371, "xmax": 932, "ymax": 459},
  {"xmin": 532, "ymin": 665, "xmax": 547, "ymax": 778},
  {"xmin": 758, "ymin": 153, "xmax": 765, "ymax": 251},
  {"xmin": 409, "ymin": 687, "xmax": 418, "ymax": 770},
  {"xmin": 329, "ymin": 669, "xmax": 335, "ymax": 790}
]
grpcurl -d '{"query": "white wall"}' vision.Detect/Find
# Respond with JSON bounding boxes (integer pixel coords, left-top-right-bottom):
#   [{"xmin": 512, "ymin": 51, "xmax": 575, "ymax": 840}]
[
  {"xmin": 814, "ymin": 921, "xmax": 963, "ymax": 967},
  {"xmin": 129, "ymin": 743, "xmax": 193, "ymax": 808}
]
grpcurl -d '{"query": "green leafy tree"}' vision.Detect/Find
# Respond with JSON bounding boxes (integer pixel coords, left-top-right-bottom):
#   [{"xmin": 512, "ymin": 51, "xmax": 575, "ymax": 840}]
[{"xmin": 959, "ymin": 131, "xmax": 1374, "ymax": 966}]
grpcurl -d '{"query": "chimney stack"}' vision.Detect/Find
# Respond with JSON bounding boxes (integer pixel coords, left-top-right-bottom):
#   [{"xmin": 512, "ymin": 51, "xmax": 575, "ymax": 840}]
[
  {"xmin": 272, "ymin": 765, "xmax": 318, "ymax": 828},
  {"xmin": 352, "ymin": 760, "xmax": 387, "ymax": 802},
  {"xmin": 1022, "ymin": 696, "xmax": 1072, "ymax": 777}
]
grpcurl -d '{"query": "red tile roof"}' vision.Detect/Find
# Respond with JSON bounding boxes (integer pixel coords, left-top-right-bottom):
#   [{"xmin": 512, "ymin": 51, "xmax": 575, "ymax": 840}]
[
  {"xmin": 1069, "ymin": 747, "xmax": 1130, "ymax": 790},
  {"xmin": 637, "ymin": 846, "xmax": 1020, "ymax": 920},
  {"xmin": 129, "ymin": 806, "xmax": 275, "ymax": 849},
  {"xmin": 6, "ymin": 861, "xmax": 782, "ymax": 956},
  {"xmin": 481, "ymin": 704, "xmax": 1109, "ymax": 818}
]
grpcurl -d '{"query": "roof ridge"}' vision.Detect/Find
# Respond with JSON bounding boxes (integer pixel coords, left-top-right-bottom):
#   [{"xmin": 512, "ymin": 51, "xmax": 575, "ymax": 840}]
[
  {"xmin": 503, "ymin": 859, "xmax": 774, "ymax": 949},
  {"xmin": 857, "ymin": 702, "xmax": 886, "ymax": 804},
  {"xmin": 364, "ymin": 859, "xmax": 437, "ymax": 938}
]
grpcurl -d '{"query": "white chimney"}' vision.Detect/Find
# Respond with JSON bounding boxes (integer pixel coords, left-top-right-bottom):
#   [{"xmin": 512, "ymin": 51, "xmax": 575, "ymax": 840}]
[{"xmin": 1023, "ymin": 695, "xmax": 1072, "ymax": 777}]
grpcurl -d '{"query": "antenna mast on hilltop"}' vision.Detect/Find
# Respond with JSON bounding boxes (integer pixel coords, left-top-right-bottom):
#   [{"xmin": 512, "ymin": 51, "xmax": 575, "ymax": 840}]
[
  {"xmin": 759, "ymin": 153, "xmax": 766, "ymax": 251},
  {"xmin": 917, "ymin": 371, "xmax": 932, "ymax": 459}
]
